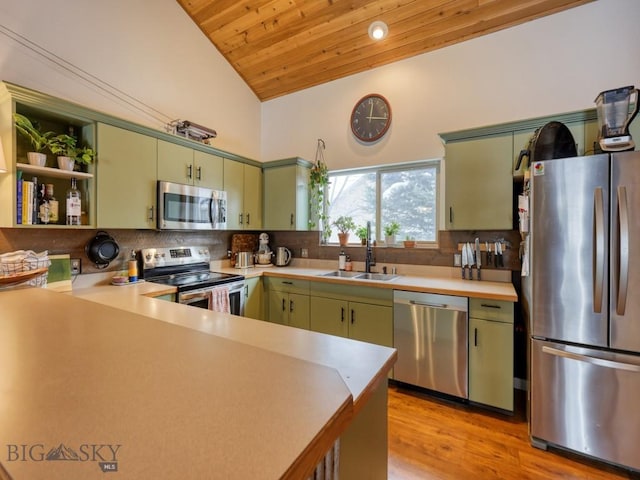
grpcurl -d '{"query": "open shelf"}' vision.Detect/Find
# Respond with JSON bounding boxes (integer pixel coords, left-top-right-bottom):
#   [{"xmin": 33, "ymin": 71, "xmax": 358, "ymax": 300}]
[{"xmin": 17, "ymin": 163, "xmax": 94, "ymax": 180}]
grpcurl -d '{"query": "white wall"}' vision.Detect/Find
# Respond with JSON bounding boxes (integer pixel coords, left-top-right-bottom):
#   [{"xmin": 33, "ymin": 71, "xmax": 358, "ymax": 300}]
[
  {"xmin": 261, "ymin": 0, "xmax": 640, "ymax": 169},
  {"xmin": 0, "ymin": 0, "xmax": 262, "ymax": 159}
]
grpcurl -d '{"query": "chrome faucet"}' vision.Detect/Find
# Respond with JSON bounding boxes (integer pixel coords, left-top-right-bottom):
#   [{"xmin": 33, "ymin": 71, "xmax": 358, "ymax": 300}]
[{"xmin": 365, "ymin": 221, "xmax": 376, "ymax": 273}]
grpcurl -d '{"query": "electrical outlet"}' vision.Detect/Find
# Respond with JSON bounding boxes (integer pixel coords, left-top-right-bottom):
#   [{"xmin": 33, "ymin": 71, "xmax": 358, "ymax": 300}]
[
  {"xmin": 71, "ymin": 258, "xmax": 81, "ymax": 275},
  {"xmin": 301, "ymin": 248, "xmax": 308, "ymax": 258},
  {"xmin": 453, "ymin": 254, "xmax": 461, "ymax": 267}
]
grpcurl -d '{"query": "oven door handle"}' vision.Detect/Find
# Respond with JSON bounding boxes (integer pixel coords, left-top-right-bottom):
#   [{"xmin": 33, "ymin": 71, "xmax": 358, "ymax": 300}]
[{"xmin": 180, "ymin": 291, "xmax": 212, "ymax": 303}]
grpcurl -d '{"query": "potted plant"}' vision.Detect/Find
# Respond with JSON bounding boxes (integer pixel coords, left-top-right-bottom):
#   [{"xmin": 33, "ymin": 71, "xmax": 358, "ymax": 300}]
[
  {"xmin": 49, "ymin": 134, "xmax": 96, "ymax": 171},
  {"xmin": 13, "ymin": 113, "xmax": 55, "ymax": 167},
  {"xmin": 403, "ymin": 236, "xmax": 416, "ymax": 248},
  {"xmin": 332, "ymin": 216, "xmax": 356, "ymax": 246},
  {"xmin": 355, "ymin": 225, "xmax": 368, "ymax": 245},
  {"xmin": 309, "ymin": 139, "xmax": 331, "ymax": 243},
  {"xmin": 384, "ymin": 221, "xmax": 400, "ymax": 246}
]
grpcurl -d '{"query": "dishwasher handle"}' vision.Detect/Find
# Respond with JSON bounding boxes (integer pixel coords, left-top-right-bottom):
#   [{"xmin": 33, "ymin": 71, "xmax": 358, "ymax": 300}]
[{"xmin": 409, "ymin": 300, "xmax": 449, "ymax": 309}]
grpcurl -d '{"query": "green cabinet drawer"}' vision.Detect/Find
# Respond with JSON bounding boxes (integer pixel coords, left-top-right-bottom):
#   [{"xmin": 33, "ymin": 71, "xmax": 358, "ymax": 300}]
[
  {"xmin": 469, "ymin": 298, "xmax": 513, "ymax": 323},
  {"xmin": 309, "ymin": 281, "xmax": 392, "ymax": 306},
  {"xmin": 265, "ymin": 277, "xmax": 309, "ymax": 295}
]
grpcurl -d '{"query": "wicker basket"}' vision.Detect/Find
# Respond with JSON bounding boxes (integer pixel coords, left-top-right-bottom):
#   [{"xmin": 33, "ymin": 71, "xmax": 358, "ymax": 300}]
[{"xmin": 0, "ymin": 252, "xmax": 51, "ymax": 288}]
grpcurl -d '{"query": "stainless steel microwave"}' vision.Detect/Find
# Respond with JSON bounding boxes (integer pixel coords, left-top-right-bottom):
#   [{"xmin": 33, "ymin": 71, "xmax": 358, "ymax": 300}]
[{"xmin": 157, "ymin": 181, "xmax": 226, "ymax": 230}]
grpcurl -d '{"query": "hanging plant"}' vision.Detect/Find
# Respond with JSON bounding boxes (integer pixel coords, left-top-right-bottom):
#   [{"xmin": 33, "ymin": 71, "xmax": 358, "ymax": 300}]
[{"xmin": 309, "ymin": 138, "xmax": 331, "ymax": 243}]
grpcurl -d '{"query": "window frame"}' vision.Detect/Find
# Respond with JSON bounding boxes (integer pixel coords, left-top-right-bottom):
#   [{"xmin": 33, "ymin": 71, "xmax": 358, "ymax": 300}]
[{"xmin": 325, "ymin": 159, "xmax": 441, "ymax": 246}]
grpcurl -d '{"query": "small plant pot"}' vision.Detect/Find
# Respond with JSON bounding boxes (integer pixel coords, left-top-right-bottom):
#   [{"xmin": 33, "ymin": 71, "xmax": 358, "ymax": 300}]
[
  {"xmin": 57, "ymin": 156, "xmax": 75, "ymax": 171},
  {"xmin": 27, "ymin": 152, "xmax": 47, "ymax": 167},
  {"xmin": 403, "ymin": 241, "xmax": 416, "ymax": 248},
  {"xmin": 385, "ymin": 235, "xmax": 396, "ymax": 246},
  {"xmin": 338, "ymin": 233, "xmax": 350, "ymax": 246}
]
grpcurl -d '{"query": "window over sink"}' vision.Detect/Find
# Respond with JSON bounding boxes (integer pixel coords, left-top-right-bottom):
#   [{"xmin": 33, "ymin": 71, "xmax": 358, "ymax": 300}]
[{"xmin": 327, "ymin": 160, "xmax": 440, "ymax": 244}]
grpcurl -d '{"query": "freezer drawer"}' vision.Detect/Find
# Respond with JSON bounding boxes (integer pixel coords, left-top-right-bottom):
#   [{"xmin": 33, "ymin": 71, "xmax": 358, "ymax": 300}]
[
  {"xmin": 393, "ymin": 291, "xmax": 468, "ymax": 398},
  {"xmin": 531, "ymin": 339, "xmax": 640, "ymax": 471}
]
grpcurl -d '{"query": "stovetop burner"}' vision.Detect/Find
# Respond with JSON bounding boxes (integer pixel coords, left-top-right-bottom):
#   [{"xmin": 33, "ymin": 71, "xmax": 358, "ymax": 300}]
[
  {"xmin": 141, "ymin": 246, "xmax": 244, "ymax": 292},
  {"xmin": 149, "ymin": 271, "xmax": 243, "ymax": 289}
]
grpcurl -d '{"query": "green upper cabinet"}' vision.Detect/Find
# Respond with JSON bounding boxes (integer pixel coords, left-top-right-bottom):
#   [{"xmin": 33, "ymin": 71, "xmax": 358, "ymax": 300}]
[
  {"xmin": 263, "ymin": 159, "xmax": 311, "ymax": 230},
  {"xmin": 224, "ymin": 159, "xmax": 262, "ymax": 230},
  {"xmin": 97, "ymin": 123, "xmax": 157, "ymax": 228},
  {"xmin": 444, "ymin": 133, "xmax": 513, "ymax": 230},
  {"xmin": 157, "ymin": 140, "xmax": 223, "ymax": 190}
]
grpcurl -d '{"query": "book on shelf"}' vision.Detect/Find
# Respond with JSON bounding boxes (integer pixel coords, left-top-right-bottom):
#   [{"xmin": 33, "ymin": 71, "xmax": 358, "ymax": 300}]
[{"xmin": 16, "ymin": 178, "xmax": 22, "ymax": 224}]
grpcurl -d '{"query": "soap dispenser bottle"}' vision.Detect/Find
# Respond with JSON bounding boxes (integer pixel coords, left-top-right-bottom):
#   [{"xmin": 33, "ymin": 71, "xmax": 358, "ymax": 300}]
[{"xmin": 339, "ymin": 249, "xmax": 346, "ymax": 271}]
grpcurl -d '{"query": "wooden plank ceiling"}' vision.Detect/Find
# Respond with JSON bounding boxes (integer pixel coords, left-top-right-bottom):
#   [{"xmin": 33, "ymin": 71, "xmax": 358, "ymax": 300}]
[{"xmin": 177, "ymin": 0, "xmax": 594, "ymax": 101}]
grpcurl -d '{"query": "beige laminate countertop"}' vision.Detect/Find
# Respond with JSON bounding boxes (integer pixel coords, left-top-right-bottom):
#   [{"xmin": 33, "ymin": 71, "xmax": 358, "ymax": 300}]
[
  {"xmin": 221, "ymin": 265, "xmax": 518, "ymax": 302},
  {"xmin": 0, "ymin": 287, "xmax": 396, "ymax": 480}
]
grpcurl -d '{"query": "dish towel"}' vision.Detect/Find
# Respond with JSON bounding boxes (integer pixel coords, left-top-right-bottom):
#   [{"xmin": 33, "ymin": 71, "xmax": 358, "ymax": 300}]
[{"xmin": 210, "ymin": 286, "xmax": 230, "ymax": 313}]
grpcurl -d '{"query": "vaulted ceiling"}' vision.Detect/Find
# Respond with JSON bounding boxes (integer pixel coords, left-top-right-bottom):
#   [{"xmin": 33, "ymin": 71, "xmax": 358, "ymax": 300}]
[{"xmin": 177, "ymin": 0, "xmax": 594, "ymax": 101}]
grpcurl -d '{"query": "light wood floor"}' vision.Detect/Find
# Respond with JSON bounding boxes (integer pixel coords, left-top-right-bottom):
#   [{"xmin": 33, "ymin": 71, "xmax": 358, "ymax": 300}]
[{"xmin": 387, "ymin": 384, "xmax": 639, "ymax": 479}]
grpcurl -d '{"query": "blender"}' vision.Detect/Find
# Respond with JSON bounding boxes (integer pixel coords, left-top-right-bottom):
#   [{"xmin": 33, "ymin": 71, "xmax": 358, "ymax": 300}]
[{"xmin": 594, "ymin": 85, "xmax": 639, "ymax": 151}]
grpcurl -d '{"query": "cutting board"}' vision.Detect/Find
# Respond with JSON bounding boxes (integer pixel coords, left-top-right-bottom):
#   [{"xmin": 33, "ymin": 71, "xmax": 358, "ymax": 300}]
[{"xmin": 230, "ymin": 234, "xmax": 258, "ymax": 267}]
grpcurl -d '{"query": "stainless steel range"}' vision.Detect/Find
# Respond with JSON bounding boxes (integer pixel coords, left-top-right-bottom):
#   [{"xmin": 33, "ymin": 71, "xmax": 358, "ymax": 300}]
[{"xmin": 141, "ymin": 246, "xmax": 244, "ymax": 315}]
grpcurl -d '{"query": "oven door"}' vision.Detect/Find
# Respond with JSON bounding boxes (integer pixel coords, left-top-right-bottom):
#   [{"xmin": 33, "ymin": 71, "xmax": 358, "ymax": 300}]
[
  {"xmin": 157, "ymin": 181, "xmax": 215, "ymax": 230},
  {"xmin": 178, "ymin": 289, "xmax": 212, "ymax": 310},
  {"xmin": 178, "ymin": 281, "xmax": 244, "ymax": 316}
]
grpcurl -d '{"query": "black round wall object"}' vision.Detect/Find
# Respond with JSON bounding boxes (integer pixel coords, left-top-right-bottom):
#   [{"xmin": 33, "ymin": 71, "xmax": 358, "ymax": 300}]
[
  {"xmin": 85, "ymin": 231, "xmax": 120, "ymax": 268},
  {"xmin": 515, "ymin": 121, "xmax": 578, "ymax": 171}
]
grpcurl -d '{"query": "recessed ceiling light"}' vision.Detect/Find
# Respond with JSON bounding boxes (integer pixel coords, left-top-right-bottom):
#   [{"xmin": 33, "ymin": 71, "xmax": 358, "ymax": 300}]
[{"xmin": 368, "ymin": 21, "xmax": 388, "ymax": 41}]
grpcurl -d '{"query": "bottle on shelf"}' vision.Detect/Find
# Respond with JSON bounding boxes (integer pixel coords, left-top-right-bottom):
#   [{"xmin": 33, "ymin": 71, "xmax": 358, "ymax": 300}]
[
  {"xmin": 37, "ymin": 182, "xmax": 49, "ymax": 224},
  {"xmin": 339, "ymin": 249, "xmax": 346, "ymax": 271},
  {"xmin": 66, "ymin": 177, "xmax": 82, "ymax": 225},
  {"xmin": 45, "ymin": 184, "xmax": 59, "ymax": 224}
]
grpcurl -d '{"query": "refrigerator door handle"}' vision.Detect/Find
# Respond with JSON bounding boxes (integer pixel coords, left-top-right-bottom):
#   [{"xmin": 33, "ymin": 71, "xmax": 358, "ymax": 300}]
[
  {"xmin": 542, "ymin": 346, "xmax": 640, "ymax": 372},
  {"xmin": 616, "ymin": 186, "xmax": 629, "ymax": 315},
  {"xmin": 593, "ymin": 187, "xmax": 605, "ymax": 313}
]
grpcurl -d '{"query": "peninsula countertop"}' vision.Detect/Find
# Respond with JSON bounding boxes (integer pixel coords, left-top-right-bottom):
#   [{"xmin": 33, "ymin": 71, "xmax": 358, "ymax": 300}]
[{"xmin": 0, "ymin": 287, "xmax": 396, "ymax": 480}]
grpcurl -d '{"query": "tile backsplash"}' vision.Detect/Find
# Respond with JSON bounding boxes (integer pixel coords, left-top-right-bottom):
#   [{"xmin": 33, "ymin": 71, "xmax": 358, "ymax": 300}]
[{"xmin": 0, "ymin": 228, "xmax": 521, "ymax": 275}]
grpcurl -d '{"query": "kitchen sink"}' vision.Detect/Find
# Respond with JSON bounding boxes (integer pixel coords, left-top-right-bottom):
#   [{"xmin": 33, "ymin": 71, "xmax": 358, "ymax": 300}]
[
  {"xmin": 356, "ymin": 272, "xmax": 399, "ymax": 282},
  {"xmin": 320, "ymin": 270, "xmax": 364, "ymax": 278},
  {"xmin": 318, "ymin": 271, "xmax": 399, "ymax": 282}
]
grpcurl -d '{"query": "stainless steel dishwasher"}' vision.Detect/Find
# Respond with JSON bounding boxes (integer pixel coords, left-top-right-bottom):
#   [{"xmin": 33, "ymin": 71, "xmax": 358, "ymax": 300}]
[{"xmin": 393, "ymin": 290, "xmax": 468, "ymax": 399}]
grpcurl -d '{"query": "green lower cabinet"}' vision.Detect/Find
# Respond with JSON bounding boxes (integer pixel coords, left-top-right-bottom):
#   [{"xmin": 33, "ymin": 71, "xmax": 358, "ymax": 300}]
[
  {"xmin": 267, "ymin": 290, "xmax": 310, "ymax": 329},
  {"xmin": 152, "ymin": 293, "xmax": 175, "ymax": 302},
  {"xmin": 243, "ymin": 277, "xmax": 264, "ymax": 320},
  {"xmin": 468, "ymin": 317, "xmax": 514, "ymax": 411},
  {"xmin": 310, "ymin": 296, "xmax": 393, "ymax": 347},
  {"xmin": 309, "ymin": 296, "xmax": 349, "ymax": 337}
]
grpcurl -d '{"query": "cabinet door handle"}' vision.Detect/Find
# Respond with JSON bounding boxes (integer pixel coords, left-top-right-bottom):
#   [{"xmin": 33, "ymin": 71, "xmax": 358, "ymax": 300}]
[
  {"xmin": 281, "ymin": 298, "xmax": 286, "ymax": 312},
  {"xmin": 244, "ymin": 285, "xmax": 248, "ymax": 298},
  {"xmin": 246, "ymin": 213, "xmax": 250, "ymax": 225},
  {"xmin": 289, "ymin": 300, "xmax": 294, "ymax": 312},
  {"xmin": 148, "ymin": 206, "xmax": 154, "ymax": 221},
  {"xmin": 239, "ymin": 213, "xmax": 244, "ymax": 225},
  {"xmin": 474, "ymin": 327, "xmax": 478, "ymax": 346},
  {"xmin": 449, "ymin": 206, "xmax": 453, "ymax": 224},
  {"xmin": 187, "ymin": 164, "xmax": 193, "ymax": 180},
  {"xmin": 341, "ymin": 307, "xmax": 345, "ymax": 322},
  {"xmin": 350, "ymin": 309, "xmax": 355, "ymax": 324},
  {"xmin": 283, "ymin": 281, "xmax": 293, "ymax": 285},
  {"xmin": 290, "ymin": 213, "xmax": 294, "ymax": 226},
  {"xmin": 196, "ymin": 166, "xmax": 202, "ymax": 181},
  {"xmin": 480, "ymin": 303, "xmax": 501, "ymax": 309}
]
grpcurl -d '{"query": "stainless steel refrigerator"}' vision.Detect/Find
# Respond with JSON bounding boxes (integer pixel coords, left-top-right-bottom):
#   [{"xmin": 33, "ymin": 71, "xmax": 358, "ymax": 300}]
[{"xmin": 524, "ymin": 150, "xmax": 640, "ymax": 471}]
